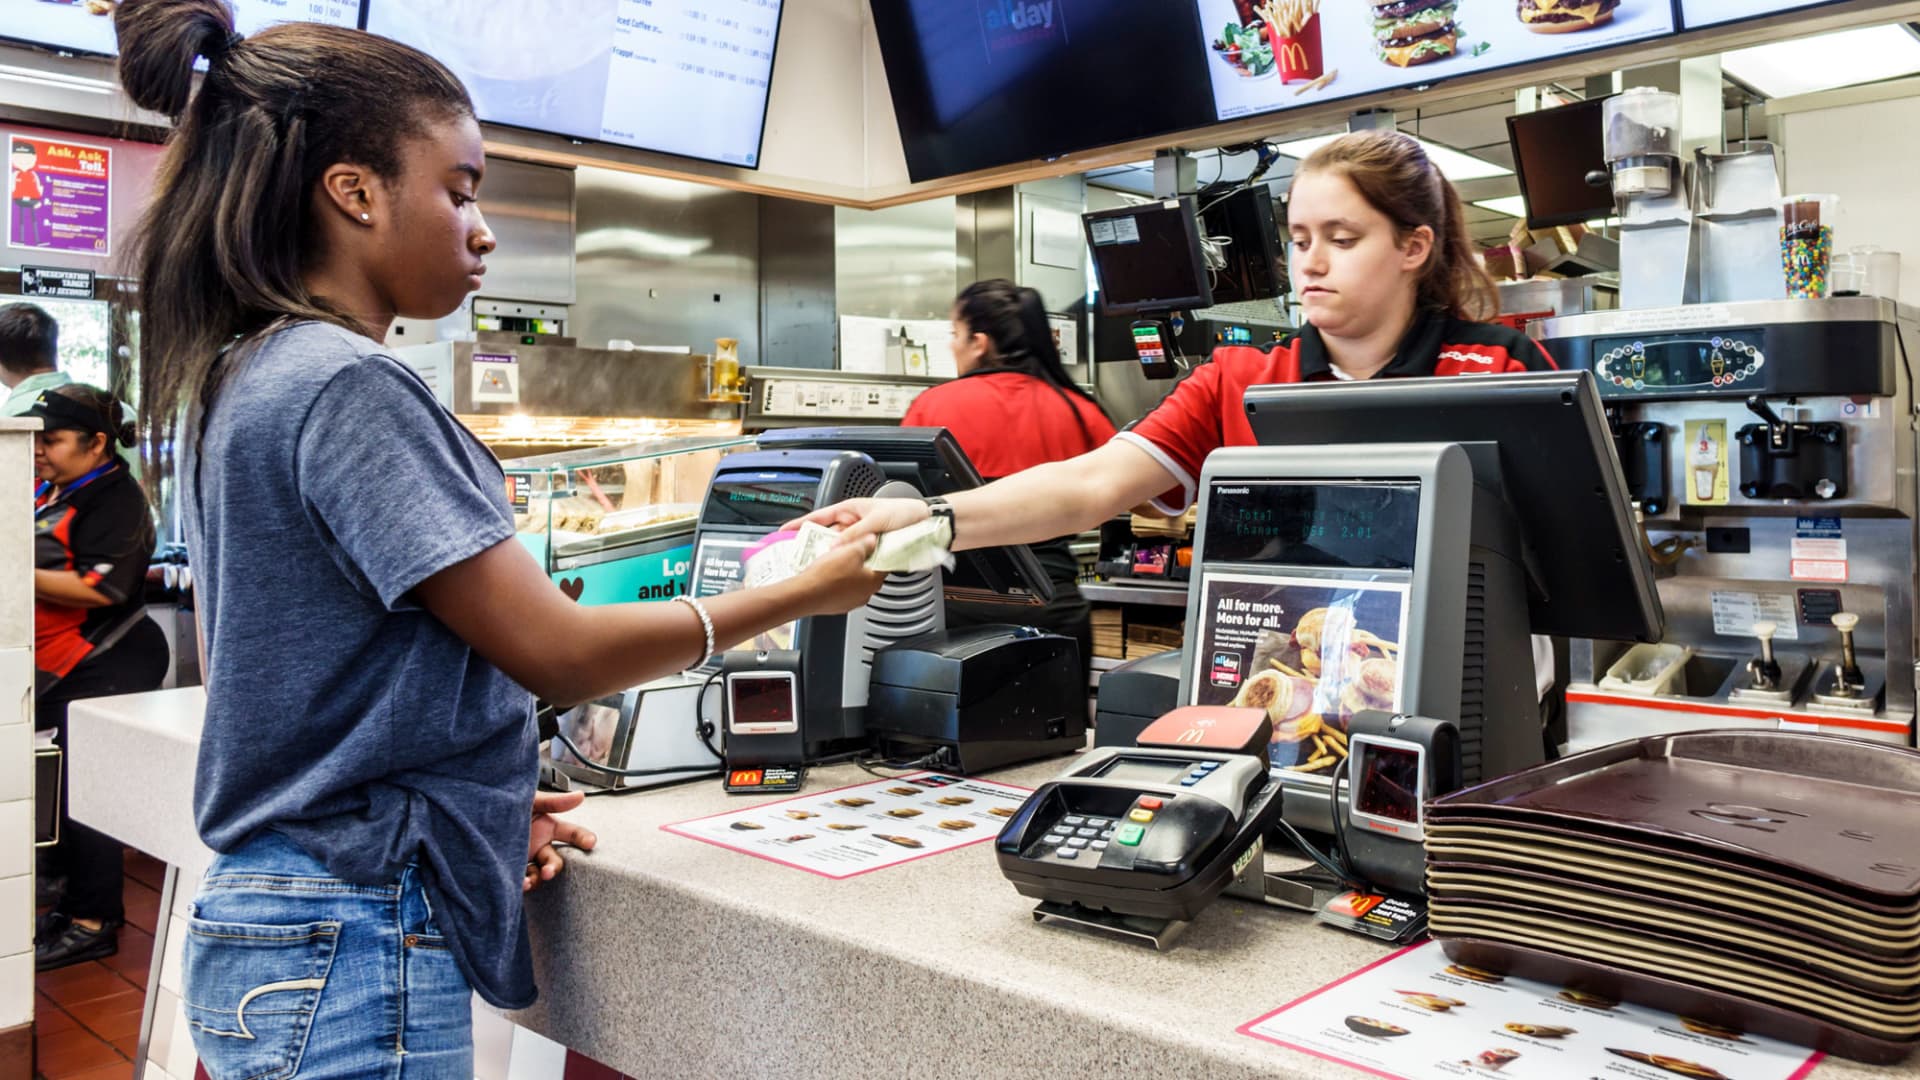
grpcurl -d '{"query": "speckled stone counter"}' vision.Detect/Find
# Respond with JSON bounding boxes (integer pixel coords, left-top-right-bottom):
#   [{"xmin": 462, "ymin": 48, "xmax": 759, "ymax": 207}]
[
  {"xmin": 64, "ymin": 689, "xmax": 1920, "ymax": 1080},
  {"xmin": 507, "ymin": 762, "xmax": 1920, "ymax": 1080}
]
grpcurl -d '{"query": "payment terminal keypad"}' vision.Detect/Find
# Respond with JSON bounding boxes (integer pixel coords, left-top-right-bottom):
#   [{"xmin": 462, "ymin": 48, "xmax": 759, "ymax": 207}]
[{"xmin": 995, "ymin": 745, "xmax": 1282, "ymax": 923}]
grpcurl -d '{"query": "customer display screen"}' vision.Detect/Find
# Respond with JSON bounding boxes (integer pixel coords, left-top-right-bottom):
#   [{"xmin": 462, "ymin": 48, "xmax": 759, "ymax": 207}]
[
  {"xmin": 728, "ymin": 674, "xmax": 797, "ymax": 733},
  {"xmin": 701, "ymin": 471, "xmax": 822, "ymax": 529},
  {"xmin": 1202, "ymin": 481, "xmax": 1420, "ymax": 570},
  {"xmin": 4, "ymin": 0, "xmax": 359, "ymax": 56},
  {"xmin": 362, "ymin": 0, "xmax": 781, "ymax": 167},
  {"xmin": 1355, "ymin": 741, "xmax": 1423, "ymax": 824}
]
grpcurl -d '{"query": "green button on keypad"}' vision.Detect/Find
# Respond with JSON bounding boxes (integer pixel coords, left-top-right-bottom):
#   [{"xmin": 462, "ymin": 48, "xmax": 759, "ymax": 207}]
[{"xmin": 1117, "ymin": 823, "xmax": 1145, "ymax": 846}]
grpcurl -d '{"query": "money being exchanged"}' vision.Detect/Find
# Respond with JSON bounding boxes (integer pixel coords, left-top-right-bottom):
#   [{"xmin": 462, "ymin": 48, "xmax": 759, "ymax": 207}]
[
  {"xmin": 802, "ymin": 517, "xmax": 956, "ymax": 573},
  {"xmin": 748, "ymin": 517, "xmax": 956, "ymax": 582}
]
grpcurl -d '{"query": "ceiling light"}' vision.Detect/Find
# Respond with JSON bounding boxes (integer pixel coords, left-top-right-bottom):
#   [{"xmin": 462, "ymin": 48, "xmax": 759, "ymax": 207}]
[
  {"xmin": 1722, "ymin": 23, "xmax": 1920, "ymax": 98},
  {"xmin": 1473, "ymin": 196, "xmax": 1529, "ymax": 218},
  {"xmin": 0, "ymin": 64, "xmax": 113, "ymax": 94},
  {"xmin": 1273, "ymin": 133, "xmax": 1512, "ymax": 182}
]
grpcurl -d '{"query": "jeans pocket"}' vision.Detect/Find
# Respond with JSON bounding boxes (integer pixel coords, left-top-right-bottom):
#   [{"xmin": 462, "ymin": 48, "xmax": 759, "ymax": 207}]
[{"xmin": 184, "ymin": 916, "xmax": 342, "ymax": 1080}]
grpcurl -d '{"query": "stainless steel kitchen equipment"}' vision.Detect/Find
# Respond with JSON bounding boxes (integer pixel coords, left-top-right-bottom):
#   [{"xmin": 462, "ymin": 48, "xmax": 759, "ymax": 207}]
[{"xmin": 1535, "ymin": 297, "xmax": 1919, "ymax": 750}]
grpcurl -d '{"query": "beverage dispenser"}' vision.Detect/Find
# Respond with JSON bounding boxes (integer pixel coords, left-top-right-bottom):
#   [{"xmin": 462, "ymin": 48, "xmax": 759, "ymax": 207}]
[
  {"xmin": 1607, "ymin": 89, "xmax": 1692, "ymax": 310},
  {"xmin": 1534, "ymin": 298, "xmax": 1920, "ymax": 751}
]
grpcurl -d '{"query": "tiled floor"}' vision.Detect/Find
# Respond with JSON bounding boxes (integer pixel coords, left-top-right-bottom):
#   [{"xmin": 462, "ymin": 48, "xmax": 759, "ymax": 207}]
[{"xmin": 33, "ymin": 847, "xmax": 166, "ymax": 1080}]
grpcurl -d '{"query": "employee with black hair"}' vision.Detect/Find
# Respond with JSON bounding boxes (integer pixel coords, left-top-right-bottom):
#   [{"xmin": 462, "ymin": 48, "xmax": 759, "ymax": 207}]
[
  {"xmin": 902, "ymin": 280, "xmax": 1118, "ymax": 684},
  {"xmin": 0, "ymin": 302, "xmax": 73, "ymax": 416},
  {"xmin": 27, "ymin": 383, "xmax": 170, "ymax": 970}
]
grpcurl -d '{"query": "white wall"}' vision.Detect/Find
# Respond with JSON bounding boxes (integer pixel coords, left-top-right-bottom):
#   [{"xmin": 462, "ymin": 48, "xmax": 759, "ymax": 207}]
[
  {"xmin": 0, "ymin": 426, "xmax": 37, "ymax": 1032},
  {"xmin": 1776, "ymin": 79, "xmax": 1920, "ymax": 308}
]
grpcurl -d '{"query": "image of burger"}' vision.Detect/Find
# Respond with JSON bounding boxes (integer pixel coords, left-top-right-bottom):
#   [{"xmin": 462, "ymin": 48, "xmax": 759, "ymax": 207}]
[
  {"xmin": 1517, "ymin": 0, "xmax": 1620, "ymax": 32},
  {"xmin": 1372, "ymin": 0, "xmax": 1459, "ymax": 66}
]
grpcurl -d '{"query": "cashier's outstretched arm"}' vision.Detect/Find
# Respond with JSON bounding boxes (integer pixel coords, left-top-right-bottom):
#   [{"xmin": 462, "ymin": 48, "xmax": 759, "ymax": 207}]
[
  {"xmin": 800, "ymin": 439, "xmax": 1177, "ymax": 552},
  {"xmin": 414, "ymin": 535, "xmax": 883, "ymax": 706}
]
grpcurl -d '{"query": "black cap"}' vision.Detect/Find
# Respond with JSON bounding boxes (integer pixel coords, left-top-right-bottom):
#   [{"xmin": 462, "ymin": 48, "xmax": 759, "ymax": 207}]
[{"xmin": 24, "ymin": 391, "xmax": 115, "ymax": 441}]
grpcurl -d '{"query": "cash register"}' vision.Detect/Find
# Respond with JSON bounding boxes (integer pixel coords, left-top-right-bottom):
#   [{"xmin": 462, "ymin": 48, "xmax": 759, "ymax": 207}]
[
  {"xmin": 1209, "ymin": 370, "xmax": 1665, "ymax": 831},
  {"xmin": 999, "ymin": 371, "xmax": 1667, "ymax": 940},
  {"xmin": 692, "ymin": 428, "xmax": 1076, "ymax": 776}
]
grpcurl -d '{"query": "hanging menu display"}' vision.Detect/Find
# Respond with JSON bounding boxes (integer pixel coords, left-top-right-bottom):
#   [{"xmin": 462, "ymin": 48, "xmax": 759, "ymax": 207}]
[
  {"xmin": 363, "ymin": 0, "xmax": 782, "ymax": 168},
  {"xmin": 3, "ymin": 0, "xmax": 359, "ymax": 57},
  {"xmin": 1676, "ymin": 0, "xmax": 1841, "ymax": 27},
  {"xmin": 1196, "ymin": 0, "xmax": 1675, "ymax": 122}
]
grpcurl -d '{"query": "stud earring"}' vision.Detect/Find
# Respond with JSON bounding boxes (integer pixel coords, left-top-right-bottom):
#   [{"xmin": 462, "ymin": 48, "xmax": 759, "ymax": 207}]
[{"xmin": 360, "ymin": 212, "xmax": 371, "ymax": 222}]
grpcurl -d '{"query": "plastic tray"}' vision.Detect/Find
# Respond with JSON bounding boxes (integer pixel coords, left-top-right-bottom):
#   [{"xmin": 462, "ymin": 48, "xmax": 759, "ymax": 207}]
[
  {"xmin": 1428, "ymin": 730, "xmax": 1920, "ymax": 903},
  {"xmin": 1427, "ymin": 861, "xmax": 1920, "ymax": 977}
]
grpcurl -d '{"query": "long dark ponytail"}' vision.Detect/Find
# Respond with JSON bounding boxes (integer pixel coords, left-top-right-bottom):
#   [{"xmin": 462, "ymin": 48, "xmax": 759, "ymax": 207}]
[
  {"xmin": 114, "ymin": 0, "xmax": 473, "ymax": 482},
  {"xmin": 954, "ymin": 279, "xmax": 1112, "ymax": 442}
]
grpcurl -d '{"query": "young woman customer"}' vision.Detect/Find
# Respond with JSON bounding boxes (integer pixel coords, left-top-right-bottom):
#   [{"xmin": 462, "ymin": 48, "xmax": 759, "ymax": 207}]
[
  {"xmin": 901, "ymin": 279, "xmax": 1117, "ymax": 682},
  {"xmin": 115, "ymin": 2, "xmax": 884, "ymax": 1075}
]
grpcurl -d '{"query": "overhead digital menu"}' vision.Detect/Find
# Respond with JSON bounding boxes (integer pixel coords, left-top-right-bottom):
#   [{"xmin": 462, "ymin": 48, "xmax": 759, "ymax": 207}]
[
  {"xmin": 3, "ymin": 0, "xmax": 359, "ymax": 57},
  {"xmin": 364, "ymin": 0, "xmax": 782, "ymax": 168},
  {"xmin": 1195, "ymin": 0, "xmax": 1674, "ymax": 122},
  {"xmin": 229, "ymin": 0, "xmax": 361, "ymax": 36},
  {"xmin": 1676, "ymin": 0, "xmax": 1832, "ymax": 27}
]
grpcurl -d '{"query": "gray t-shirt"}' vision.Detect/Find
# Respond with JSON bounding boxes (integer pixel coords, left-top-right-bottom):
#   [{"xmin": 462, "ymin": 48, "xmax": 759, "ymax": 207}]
[{"xmin": 184, "ymin": 321, "xmax": 539, "ymax": 1008}]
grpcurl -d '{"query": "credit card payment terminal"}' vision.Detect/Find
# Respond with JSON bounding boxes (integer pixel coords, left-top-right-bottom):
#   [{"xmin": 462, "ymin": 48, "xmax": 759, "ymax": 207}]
[{"xmin": 995, "ymin": 707, "xmax": 1283, "ymax": 944}]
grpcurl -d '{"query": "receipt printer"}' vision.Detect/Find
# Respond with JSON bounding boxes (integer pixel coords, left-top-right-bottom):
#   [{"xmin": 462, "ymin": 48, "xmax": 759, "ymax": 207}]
[
  {"xmin": 1093, "ymin": 650, "xmax": 1184, "ymax": 749},
  {"xmin": 868, "ymin": 625, "xmax": 1086, "ymax": 773}
]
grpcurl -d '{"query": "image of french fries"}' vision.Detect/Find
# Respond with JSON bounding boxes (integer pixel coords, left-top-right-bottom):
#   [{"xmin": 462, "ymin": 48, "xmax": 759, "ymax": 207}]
[{"xmin": 1256, "ymin": 0, "xmax": 1318, "ymax": 38}]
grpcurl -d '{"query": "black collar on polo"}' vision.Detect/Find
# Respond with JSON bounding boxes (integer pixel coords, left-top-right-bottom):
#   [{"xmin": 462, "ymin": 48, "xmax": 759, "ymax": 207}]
[{"xmin": 1295, "ymin": 308, "xmax": 1449, "ymax": 380}]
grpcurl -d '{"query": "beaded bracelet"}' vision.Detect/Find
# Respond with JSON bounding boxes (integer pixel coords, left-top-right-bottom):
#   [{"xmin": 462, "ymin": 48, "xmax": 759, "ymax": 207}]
[{"xmin": 671, "ymin": 594, "xmax": 714, "ymax": 666}]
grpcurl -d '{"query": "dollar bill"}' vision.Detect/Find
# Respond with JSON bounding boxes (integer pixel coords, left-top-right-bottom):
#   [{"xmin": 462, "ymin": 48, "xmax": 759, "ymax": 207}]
[
  {"xmin": 791, "ymin": 521, "xmax": 842, "ymax": 569},
  {"xmin": 865, "ymin": 516, "xmax": 955, "ymax": 574}
]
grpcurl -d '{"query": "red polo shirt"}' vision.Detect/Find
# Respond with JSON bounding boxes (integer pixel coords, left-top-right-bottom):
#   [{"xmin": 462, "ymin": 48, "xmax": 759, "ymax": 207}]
[
  {"xmin": 1117, "ymin": 311, "xmax": 1555, "ymax": 513},
  {"xmin": 904, "ymin": 370, "xmax": 1118, "ymax": 479}
]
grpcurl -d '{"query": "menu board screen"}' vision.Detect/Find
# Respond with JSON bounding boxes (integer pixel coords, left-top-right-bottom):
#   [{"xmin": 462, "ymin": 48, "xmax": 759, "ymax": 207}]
[
  {"xmin": 1677, "ymin": 0, "xmax": 1838, "ymax": 27},
  {"xmin": 363, "ymin": 0, "xmax": 782, "ymax": 168},
  {"xmin": 4, "ymin": 0, "xmax": 360, "ymax": 57},
  {"xmin": 1196, "ymin": 0, "xmax": 1674, "ymax": 122}
]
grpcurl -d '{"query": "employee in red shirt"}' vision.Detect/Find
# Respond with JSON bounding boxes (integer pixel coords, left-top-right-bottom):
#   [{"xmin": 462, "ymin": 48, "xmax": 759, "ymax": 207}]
[
  {"xmin": 804, "ymin": 130, "xmax": 1555, "ymax": 662},
  {"xmin": 903, "ymin": 279, "xmax": 1117, "ymax": 680}
]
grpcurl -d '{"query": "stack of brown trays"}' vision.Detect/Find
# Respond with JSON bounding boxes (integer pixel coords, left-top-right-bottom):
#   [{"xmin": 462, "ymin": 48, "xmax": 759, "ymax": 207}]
[{"xmin": 1425, "ymin": 729, "xmax": 1920, "ymax": 1064}]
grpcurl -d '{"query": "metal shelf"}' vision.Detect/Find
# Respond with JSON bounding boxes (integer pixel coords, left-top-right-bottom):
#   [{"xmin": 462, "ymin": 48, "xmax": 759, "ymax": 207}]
[{"xmin": 1081, "ymin": 581, "xmax": 1189, "ymax": 607}]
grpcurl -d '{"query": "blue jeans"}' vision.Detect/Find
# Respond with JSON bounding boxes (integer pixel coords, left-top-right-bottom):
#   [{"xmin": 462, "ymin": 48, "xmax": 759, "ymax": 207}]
[{"xmin": 184, "ymin": 831, "xmax": 473, "ymax": 1079}]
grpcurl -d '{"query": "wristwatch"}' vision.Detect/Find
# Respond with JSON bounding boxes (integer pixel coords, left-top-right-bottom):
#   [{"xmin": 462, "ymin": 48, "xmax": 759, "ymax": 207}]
[{"xmin": 924, "ymin": 496, "xmax": 956, "ymax": 543}]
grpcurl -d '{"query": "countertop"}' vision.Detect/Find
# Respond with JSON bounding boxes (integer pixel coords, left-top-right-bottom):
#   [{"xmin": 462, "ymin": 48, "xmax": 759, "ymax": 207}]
[{"xmin": 66, "ymin": 689, "xmax": 1919, "ymax": 1080}]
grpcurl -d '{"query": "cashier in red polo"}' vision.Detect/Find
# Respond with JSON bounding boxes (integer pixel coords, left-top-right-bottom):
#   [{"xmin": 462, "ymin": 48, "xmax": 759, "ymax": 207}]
[{"xmin": 803, "ymin": 131, "xmax": 1560, "ymax": 697}]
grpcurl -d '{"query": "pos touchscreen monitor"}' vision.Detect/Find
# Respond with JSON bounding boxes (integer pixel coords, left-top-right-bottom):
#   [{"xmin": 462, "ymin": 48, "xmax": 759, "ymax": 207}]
[
  {"xmin": 1084, "ymin": 198, "xmax": 1215, "ymax": 316},
  {"xmin": 1243, "ymin": 370, "xmax": 1662, "ymax": 644},
  {"xmin": 1508, "ymin": 96, "xmax": 1615, "ymax": 230}
]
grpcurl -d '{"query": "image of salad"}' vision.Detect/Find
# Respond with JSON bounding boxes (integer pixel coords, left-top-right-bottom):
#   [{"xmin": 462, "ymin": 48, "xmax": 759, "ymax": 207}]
[{"xmin": 1212, "ymin": 20, "xmax": 1277, "ymax": 76}]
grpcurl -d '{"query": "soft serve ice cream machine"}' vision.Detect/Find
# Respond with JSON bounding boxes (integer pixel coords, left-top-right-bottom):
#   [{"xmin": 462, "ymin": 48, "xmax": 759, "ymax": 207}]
[{"xmin": 1535, "ymin": 298, "xmax": 1920, "ymax": 749}]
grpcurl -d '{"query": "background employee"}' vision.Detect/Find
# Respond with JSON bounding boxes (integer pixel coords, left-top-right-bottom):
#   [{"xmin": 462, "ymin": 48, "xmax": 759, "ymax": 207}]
[{"xmin": 902, "ymin": 279, "xmax": 1117, "ymax": 683}]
